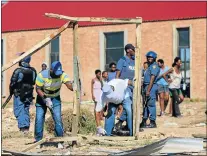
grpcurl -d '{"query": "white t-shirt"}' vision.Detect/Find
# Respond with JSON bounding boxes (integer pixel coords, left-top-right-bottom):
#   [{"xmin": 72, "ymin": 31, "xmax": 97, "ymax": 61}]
[
  {"xmin": 169, "ymin": 68, "xmax": 182, "ymax": 89},
  {"xmin": 101, "ymin": 79, "xmax": 129, "ymax": 105}
]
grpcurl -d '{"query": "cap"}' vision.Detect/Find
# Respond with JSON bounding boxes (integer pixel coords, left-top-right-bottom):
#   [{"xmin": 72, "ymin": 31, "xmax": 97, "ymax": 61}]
[
  {"xmin": 125, "ymin": 44, "xmax": 135, "ymax": 52},
  {"xmin": 102, "ymin": 84, "xmax": 113, "ymax": 96},
  {"xmin": 51, "ymin": 61, "xmax": 63, "ymax": 76}
]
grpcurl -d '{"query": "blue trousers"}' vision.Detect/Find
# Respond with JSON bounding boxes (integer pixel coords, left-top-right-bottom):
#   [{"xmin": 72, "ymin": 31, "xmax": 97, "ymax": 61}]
[
  {"xmin": 13, "ymin": 96, "xmax": 31, "ymax": 129},
  {"xmin": 143, "ymin": 84, "xmax": 158, "ymax": 121},
  {"xmin": 105, "ymin": 96, "xmax": 133, "ymax": 136},
  {"xmin": 35, "ymin": 96, "xmax": 63, "ymax": 142},
  {"xmin": 119, "ymin": 87, "xmax": 133, "ymax": 124}
]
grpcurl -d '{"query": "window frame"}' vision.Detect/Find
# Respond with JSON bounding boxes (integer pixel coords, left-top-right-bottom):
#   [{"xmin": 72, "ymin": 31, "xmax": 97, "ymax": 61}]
[
  {"xmin": 173, "ymin": 25, "xmax": 192, "ymax": 98},
  {"xmin": 104, "ymin": 31, "xmax": 125, "ymax": 71},
  {"xmin": 99, "ymin": 30, "xmax": 128, "ymax": 71},
  {"xmin": 46, "ymin": 35, "xmax": 61, "ymax": 68}
]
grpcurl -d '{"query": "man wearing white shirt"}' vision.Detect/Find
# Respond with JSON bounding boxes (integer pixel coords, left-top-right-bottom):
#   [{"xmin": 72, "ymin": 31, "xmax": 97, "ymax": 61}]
[{"xmin": 102, "ymin": 79, "xmax": 133, "ymax": 136}]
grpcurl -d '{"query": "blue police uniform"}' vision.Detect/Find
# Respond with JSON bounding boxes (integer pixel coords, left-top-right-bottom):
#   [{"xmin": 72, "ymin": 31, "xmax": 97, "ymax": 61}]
[
  {"xmin": 143, "ymin": 62, "xmax": 160, "ymax": 122},
  {"xmin": 105, "ymin": 53, "xmax": 135, "ymax": 136},
  {"xmin": 10, "ymin": 55, "xmax": 37, "ymax": 131},
  {"xmin": 108, "ymin": 72, "xmax": 116, "ymax": 82}
]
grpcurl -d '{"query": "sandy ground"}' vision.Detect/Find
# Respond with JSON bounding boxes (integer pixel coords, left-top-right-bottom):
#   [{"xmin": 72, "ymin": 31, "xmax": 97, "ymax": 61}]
[{"xmin": 1, "ymin": 100, "xmax": 207, "ymax": 155}]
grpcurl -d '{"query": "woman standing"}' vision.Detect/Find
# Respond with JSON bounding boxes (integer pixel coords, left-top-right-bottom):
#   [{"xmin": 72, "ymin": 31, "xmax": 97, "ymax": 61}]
[{"xmin": 163, "ymin": 57, "xmax": 184, "ymax": 117}]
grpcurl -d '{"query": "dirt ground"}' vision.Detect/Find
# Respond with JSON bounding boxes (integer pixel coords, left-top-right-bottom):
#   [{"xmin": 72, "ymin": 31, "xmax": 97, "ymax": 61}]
[{"xmin": 2, "ymin": 100, "xmax": 207, "ymax": 155}]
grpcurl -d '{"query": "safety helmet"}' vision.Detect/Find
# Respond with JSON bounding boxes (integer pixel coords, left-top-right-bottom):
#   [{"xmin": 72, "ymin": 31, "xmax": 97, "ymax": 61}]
[{"xmin": 146, "ymin": 51, "xmax": 157, "ymax": 59}]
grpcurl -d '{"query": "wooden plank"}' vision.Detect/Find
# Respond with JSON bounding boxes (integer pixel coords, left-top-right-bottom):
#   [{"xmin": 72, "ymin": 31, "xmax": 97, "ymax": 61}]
[
  {"xmin": 72, "ymin": 22, "xmax": 81, "ymax": 143},
  {"xmin": 2, "ymin": 21, "xmax": 72, "ymax": 72},
  {"xmin": 2, "ymin": 150, "xmax": 41, "ymax": 155},
  {"xmin": 91, "ymin": 136, "xmax": 135, "ymax": 141},
  {"xmin": 45, "ymin": 13, "xmax": 142, "ymax": 24},
  {"xmin": 22, "ymin": 138, "xmax": 47, "ymax": 152},
  {"xmin": 135, "ymin": 23, "xmax": 142, "ymax": 139},
  {"xmin": 192, "ymin": 134, "xmax": 207, "ymax": 139},
  {"xmin": 133, "ymin": 24, "xmax": 141, "ymax": 136},
  {"xmin": 22, "ymin": 136, "xmax": 78, "ymax": 152},
  {"xmin": 79, "ymin": 135, "xmax": 135, "ymax": 141}
]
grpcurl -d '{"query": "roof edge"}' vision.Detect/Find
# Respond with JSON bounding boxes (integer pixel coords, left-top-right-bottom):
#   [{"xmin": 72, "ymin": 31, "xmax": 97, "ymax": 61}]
[{"xmin": 2, "ymin": 16, "xmax": 207, "ymax": 33}]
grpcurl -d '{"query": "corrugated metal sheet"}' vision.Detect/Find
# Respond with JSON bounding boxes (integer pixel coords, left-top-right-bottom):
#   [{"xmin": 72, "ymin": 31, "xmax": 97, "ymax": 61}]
[
  {"xmin": 159, "ymin": 138, "xmax": 204, "ymax": 154},
  {"xmin": 110, "ymin": 137, "xmax": 204, "ymax": 155}
]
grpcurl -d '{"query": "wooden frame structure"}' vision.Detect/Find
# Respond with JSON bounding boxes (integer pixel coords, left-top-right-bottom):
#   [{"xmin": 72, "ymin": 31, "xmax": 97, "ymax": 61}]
[
  {"xmin": 2, "ymin": 13, "xmax": 142, "ymax": 147},
  {"xmin": 45, "ymin": 13, "xmax": 142, "ymax": 139}
]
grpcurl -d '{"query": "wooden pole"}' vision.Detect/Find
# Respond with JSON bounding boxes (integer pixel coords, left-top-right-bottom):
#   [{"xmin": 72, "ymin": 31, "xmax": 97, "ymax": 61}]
[
  {"xmin": 45, "ymin": 13, "xmax": 142, "ymax": 24},
  {"xmin": 2, "ymin": 21, "xmax": 72, "ymax": 72},
  {"xmin": 135, "ymin": 23, "xmax": 142, "ymax": 139},
  {"xmin": 133, "ymin": 46, "xmax": 138, "ymax": 136},
  {"xmin": 71, "ymin": 22, "xmax": 81, "ymax": 146}
]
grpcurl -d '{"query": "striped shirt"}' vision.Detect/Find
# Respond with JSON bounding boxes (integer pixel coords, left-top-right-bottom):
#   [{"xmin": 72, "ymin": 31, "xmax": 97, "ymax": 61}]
[{"xmin": 36, "ymin": 69, "xmax": 70, "ymax": 97}]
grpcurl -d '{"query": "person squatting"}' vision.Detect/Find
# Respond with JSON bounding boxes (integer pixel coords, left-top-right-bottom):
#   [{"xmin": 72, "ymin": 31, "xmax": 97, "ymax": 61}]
[{"xmin": 91, "ymin": 44, "xmax": 185, "ymax": 136}]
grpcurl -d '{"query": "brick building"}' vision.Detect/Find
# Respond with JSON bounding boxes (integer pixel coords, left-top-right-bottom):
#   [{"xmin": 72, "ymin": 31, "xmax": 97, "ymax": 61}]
[{"xmin": 1, "ymin": 2, "xmax": 206, "ymax": 102}]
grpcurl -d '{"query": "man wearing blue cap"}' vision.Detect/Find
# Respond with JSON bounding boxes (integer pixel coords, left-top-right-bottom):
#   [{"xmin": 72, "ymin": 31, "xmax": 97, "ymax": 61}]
[
  {"xmin": 9, "ymin": 52, "xmax": 37, "ymax": 134},
  {"xmin": 140, "ymin": 51, "xmax": 160, "ymax": 128},
  {"xmin": 34, "ymin": 61, "xmax": 75, "ymax": 148}
]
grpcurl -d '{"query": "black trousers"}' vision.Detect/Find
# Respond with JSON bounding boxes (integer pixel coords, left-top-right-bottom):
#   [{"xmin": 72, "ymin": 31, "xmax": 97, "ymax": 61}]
[{"xmin": 169, "ymin": 88, "xmax": 182, "ymax": 117}]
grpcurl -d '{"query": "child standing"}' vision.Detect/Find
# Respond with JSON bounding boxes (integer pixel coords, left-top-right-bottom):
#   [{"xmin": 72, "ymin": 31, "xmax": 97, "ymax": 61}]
[{"xmin": 91, "ymin": 69, "xmax": 106, "ymax": 136}]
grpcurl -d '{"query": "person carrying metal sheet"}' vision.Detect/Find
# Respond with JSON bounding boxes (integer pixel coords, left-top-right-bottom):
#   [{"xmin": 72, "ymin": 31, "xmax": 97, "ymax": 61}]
[
  {"xmin": 9, "ymin": 52, "xmax": 37, "ymax": 134},
  {"xmin": 34, "ymin": 61, "xmax": 75, "ymax": 148}
]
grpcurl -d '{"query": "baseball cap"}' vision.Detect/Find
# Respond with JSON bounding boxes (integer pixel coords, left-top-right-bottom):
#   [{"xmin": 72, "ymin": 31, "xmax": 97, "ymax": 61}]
[
  {"xmin": 125, "ymin": 44, "xmax": 135, "ymax": 52},
  {"xmin": 102, "ymin": 84, "xmax": 113, "ymax": 96},
  {"xmin": 51, "ymin": 61, "xmax": 63, "ymax": 76}
]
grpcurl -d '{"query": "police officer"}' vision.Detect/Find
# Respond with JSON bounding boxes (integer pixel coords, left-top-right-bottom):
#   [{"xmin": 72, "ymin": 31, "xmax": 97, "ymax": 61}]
[
  {"xmin": 140, "ymin": 51, "xmax": 160, "ymax": 128},
  {"xmin": 114, "ymin": 43, "xmax": 135, "ymax": 136},
  {"xmin": 9, "ymin": 52, "xmax": 37, "ymax": 133}
]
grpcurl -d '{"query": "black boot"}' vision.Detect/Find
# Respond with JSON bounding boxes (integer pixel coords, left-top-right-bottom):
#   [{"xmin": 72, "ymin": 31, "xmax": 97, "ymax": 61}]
[
  {"xmin": 115, "ymin": 120, "xmax": 123, "ymax": 131},
  {"xmin": 147, "ymin": 120, "xmax": 157, "ymax": 128},
  {"xmin": 140, "ymin": 119, "xmax": 147, "ymax": 128}
]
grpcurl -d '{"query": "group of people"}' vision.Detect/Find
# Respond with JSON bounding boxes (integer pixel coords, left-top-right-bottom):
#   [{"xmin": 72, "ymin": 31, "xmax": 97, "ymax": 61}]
[
  {"xmin": 8, "ymin": 43, "xmax": 184, "ymax": 148},
  {"xmin": 9, "ymin": 52, "xmax": 75, "ymax": 148},
  {"xmin": 91, "ymin": 44, "xmax": 184, "ymax": 136}
]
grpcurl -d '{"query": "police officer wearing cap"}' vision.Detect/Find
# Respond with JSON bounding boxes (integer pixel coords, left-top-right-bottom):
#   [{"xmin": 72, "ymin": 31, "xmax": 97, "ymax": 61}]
[
  {"xmin": 114, "ymin": 43, "xmax": 135, "ymax": 136},
  {"xmin": 140, "ymin": 51, "xmax": 160, "ymax": 128},
  {"xmin": 9, "ymin": 52, "xmax": 37, "ymax": 133}
]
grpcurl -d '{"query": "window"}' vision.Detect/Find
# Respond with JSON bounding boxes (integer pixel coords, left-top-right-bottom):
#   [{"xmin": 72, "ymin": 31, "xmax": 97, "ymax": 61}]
[
  {"xmin": 50, "ymin": 36, "xmax": 60, "ymax": 64},
  {"xmin": 177, "ymin": 28, "xmax": 190, "ymax": 97},
  {"xmin": 104, "ymin": 32, "xmax": 124, "ymax": 70}
]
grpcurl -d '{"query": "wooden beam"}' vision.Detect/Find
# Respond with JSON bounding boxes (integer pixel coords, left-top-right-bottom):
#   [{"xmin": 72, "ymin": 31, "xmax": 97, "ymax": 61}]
[
  {"xmin": 71, "ymin": 22, "xmax": 81, "ymax": 145},
  {"xmin": 45, "ymin": 13, "xmax": 142, "ymax": 24},
  {"xmin": 2, "ymin": 149, "xmax": 42, "ymax": 156},
  {"xmin": 2, "ymin": 21, "xmax": 72, "ymax": 72},
  {"xmin": 22, "ymin": 136, "xmax": 78, "ymax": 152},
  {"xmin": 91, "ymin": 136, "xmax": 135, "ymax": 141},
  {"xmin": 135, "ymin": 23, "xmax": 142, "ymax": 139}
]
